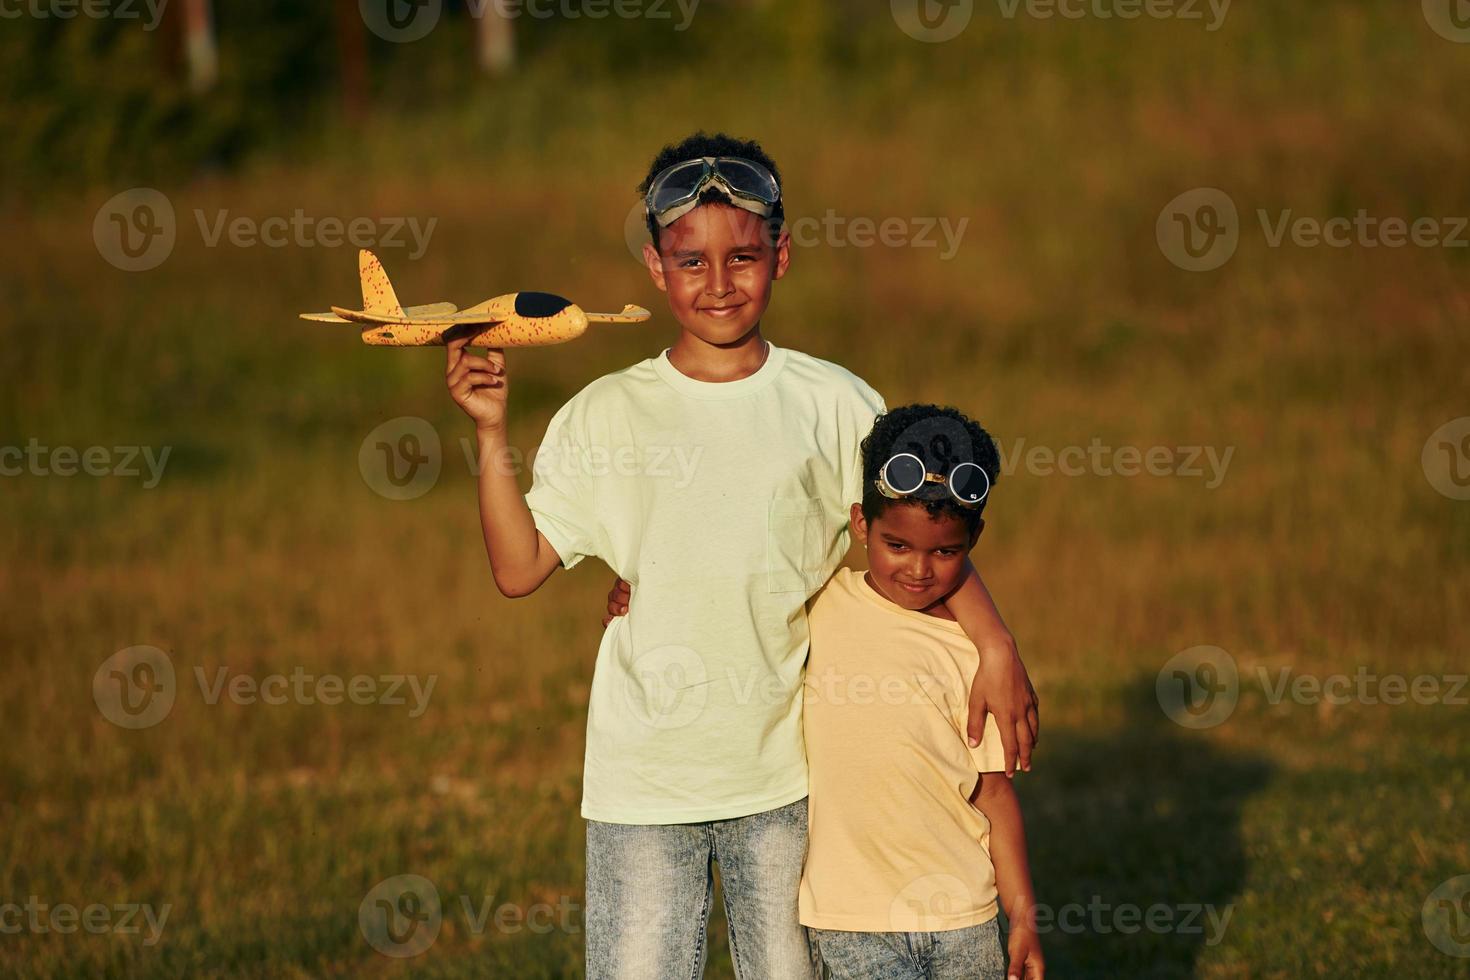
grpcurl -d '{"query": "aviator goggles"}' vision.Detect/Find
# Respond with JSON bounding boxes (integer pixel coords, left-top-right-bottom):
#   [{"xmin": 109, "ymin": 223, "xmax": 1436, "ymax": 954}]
[
  {"xmin": 875, "ymin": 452, "xmax": 991, "ymax": 507},
  {"xmin": 644, "ymin": 156, "xmax": 782, "ymax": 228}
]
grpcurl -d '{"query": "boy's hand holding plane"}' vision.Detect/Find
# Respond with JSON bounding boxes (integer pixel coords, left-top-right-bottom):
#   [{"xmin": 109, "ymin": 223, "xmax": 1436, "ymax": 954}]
[{"xmin": 445, "ymin": 337, "xmax": 508, "ymax": 432}]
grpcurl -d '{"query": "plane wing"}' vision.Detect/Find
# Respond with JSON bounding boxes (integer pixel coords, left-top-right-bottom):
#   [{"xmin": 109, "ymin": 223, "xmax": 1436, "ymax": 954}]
[
  {"xmin": 328, "ymin": 307, "xmax": 505, "ymax": 327},
  {"xmin": 301, "ymin": 302, "xmax": 460, "ymax": 324}
]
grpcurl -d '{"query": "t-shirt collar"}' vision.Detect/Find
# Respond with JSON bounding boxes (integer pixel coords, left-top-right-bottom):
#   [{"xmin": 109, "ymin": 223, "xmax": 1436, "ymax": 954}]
[{"xmin": 651, "ymin": 340, "xmax": 788, "ymax": 400}]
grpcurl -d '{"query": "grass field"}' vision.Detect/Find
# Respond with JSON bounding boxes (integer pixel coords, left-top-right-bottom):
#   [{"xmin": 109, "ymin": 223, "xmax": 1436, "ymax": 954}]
[{"xmin": 3, "ymin": 3, "xmax": 1469, "ymax": 977}]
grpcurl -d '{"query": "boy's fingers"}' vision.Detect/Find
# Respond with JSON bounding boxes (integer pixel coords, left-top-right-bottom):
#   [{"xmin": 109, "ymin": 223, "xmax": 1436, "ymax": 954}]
[
  {"xmin": 1016, "ymin": 719, "xmax": 1034, "ymax": 772},
  {"xmin": 458, "ymin": 354, "xmax": 503, "ymax": 374},
  {"xmin": 997, "ymin": 711, "xmax": 1019, "ymax": 777},
  {"xmin": 967, "ymin": 692, "xmax": 986, "ymax": 748},
  {"xmin": 446, "ymin": 336, "xmax": 469, "ymax": 373},
  {"xmin": 457, "ymin": 371, "xmax": 503, "ymax": 392}
]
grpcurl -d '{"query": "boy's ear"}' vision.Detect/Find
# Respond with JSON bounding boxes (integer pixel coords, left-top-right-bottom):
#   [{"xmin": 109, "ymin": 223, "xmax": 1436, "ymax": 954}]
[
  {"xmin": 642, "ymin": 241, "xmax": 668, "ymax": 293},
  {"xmin": 849, "ymin": 502, "xmax": 868, "ymax": 545},
  {"xmin": 772, "ymin": 226, "xmax": 791, "ymax": 281},
  {"xmin": 969, "ymin": 518, "xmax": 985, "ymax": 548}
]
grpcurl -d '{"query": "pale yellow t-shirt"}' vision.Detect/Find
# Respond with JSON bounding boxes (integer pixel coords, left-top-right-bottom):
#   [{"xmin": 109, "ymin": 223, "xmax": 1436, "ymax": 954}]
[
  {"xmin": 524, "ymin": 343, "xmax": 886, "ymax": 824},
  {"xmin": 799, "ymin": 566, "xmax": 1007, "ymax": 932}
]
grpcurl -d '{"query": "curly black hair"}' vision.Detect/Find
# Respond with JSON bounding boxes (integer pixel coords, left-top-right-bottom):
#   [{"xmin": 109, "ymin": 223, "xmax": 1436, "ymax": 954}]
[
  {"xmin": 859, "ymin": 403, "xmax": 1000, "ymax": 537},
  {"xmin": 637, "ymin": 131, "xmax": 785, "ymax": 249}
]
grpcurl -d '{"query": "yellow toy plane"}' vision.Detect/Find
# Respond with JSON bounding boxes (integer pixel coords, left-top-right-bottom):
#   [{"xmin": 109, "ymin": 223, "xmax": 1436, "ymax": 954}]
[{"xmin": 301, "ymin": 250, "xmax": 650, "ymax": 347}]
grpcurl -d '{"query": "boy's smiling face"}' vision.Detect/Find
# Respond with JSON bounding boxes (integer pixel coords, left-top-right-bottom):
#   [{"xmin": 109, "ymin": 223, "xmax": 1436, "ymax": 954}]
[
  {"xmin": 642, "ymin": 203, "xmax": 790, "ymax": 346},
  {"xmin": 851, "ymin": 501, "xmax": 981, "ymax": 614}
]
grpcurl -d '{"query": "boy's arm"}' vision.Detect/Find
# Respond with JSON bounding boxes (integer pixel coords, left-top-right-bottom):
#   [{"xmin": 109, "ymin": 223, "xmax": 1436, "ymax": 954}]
[
  {"xmin": 447, "ymin": 338, "xmax": 563, "ymax": 598},
  {"xmin": 970, "ymin": 774, "xmax": 1045, "ymax": 980},
  {"xmin": 946, "ymin": 564, "xmax": 1040, "ymax": 775},
  {"xmin": 945, "ymin": 560, "xmax": 1039, "ymax": 775}
]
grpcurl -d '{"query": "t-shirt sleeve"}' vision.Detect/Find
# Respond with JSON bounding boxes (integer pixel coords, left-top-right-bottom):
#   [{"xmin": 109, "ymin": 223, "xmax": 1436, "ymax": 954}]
[
  {"xmin": 968, "ymin": 713, "xmax": 1009, "ymax": 774},
  {"xmin": 523, "ymin": 403, "xmax": 600, "ymax": 571},
  {"xmin": 841, "ymin": 381, "xmax": 889, "ymax": 516}
]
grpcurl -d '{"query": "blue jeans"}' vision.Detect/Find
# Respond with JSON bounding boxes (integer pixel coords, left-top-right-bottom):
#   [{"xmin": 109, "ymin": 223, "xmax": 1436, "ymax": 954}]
[
  {"xmin": 585, "ymin": 796, "xmax": 818, "ymax": 980},
  {"xmin": 809, "ymin": 919, "xmax": 1006, "ymax": 980}
]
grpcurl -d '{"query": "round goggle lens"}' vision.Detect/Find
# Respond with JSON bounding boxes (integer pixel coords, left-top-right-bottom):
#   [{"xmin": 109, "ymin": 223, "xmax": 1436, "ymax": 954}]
[
  {"xmin": 949, "ymin": 462, "xmax": 990, "ymax": 504},
  {"xmin": 883, "ymin": 454, "xmax": 927, "ymax": 494}
]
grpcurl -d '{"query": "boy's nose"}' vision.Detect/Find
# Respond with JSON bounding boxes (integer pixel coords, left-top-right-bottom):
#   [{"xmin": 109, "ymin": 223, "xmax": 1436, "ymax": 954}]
[{"xmin": 707, "ymin": 267, "xmax": 734, "ymax": 297}]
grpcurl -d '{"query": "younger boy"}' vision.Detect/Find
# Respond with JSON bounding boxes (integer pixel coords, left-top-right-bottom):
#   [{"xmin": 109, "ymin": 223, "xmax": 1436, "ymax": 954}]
[{"xmin": 801, "ymin": 404, "xmax": 1044, "ymax": 980}]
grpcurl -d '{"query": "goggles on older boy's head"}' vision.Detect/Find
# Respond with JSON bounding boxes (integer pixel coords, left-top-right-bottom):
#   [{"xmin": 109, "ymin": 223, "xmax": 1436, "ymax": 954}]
[
  {"xmin": 644, "ymin": 156, "xmax": 782, "ymax": 228},
  {"xmin": 875, "ymin": 453, "xmax": 991, "ymax": 507}
]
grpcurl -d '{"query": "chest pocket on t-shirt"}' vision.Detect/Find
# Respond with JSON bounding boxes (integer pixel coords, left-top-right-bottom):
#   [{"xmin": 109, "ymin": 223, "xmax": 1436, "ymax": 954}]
[{"xmin": 767, "ymin": 495, "xmax": 825, "ymax": 593}]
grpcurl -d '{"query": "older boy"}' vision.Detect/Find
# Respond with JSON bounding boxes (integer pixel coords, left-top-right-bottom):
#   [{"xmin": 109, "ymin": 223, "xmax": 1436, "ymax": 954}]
[{"xmin": 446, "ymin": 132, "xmax": 1036, "ymax": 978}]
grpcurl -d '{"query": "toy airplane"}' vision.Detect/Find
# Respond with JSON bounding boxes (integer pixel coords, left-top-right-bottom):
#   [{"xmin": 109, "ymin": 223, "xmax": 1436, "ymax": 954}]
[{"xmin": 301, "ymin": 250, "xmax": 651, "ymax": 347}]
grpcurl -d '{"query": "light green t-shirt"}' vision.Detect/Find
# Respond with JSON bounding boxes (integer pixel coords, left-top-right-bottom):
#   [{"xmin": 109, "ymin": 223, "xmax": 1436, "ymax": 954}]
[{"xmin": 525, "ymin": 341, "xmax": 886, "ymax": 823}]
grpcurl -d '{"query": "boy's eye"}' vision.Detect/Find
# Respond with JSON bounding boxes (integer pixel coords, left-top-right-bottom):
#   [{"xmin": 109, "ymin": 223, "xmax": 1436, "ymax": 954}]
[{"xmin": 887, "ymin": 543, "xmax": 907, "ymax": 552}]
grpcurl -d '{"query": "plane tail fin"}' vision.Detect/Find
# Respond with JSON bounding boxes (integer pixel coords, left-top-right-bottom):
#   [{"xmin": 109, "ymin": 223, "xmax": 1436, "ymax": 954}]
[{"xmin": 358, "ymin": 249, "xmax": 404, "ymax": 317}]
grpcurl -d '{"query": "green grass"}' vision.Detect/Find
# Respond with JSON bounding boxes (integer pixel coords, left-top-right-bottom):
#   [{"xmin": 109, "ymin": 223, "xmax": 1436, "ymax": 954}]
[{"xmin": 3, "ymin": 2, "xmax": 1470, "ymax": 976}]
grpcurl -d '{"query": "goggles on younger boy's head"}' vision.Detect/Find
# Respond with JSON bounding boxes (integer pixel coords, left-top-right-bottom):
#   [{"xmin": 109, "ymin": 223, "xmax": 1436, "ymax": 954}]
[
  {"xmin": 644, "ymin": 156, "xmax": 782, "ymax": 228},
  {"xmin": 875, "ymin": 452, "xmax": 991, "ymax": 508}
]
